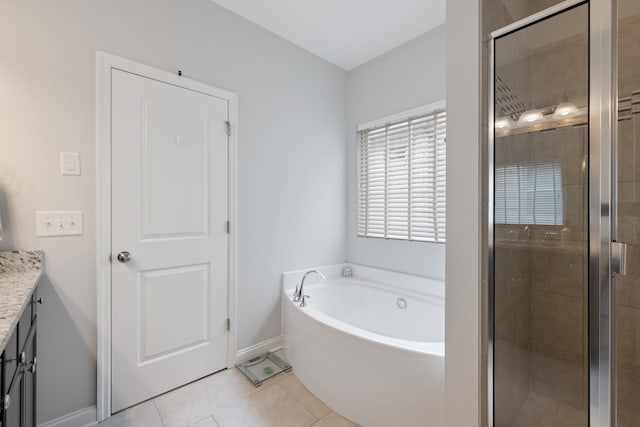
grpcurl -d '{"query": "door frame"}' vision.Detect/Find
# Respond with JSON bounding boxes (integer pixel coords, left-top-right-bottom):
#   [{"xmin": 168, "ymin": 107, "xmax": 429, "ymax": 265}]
[{"xmin": 95, "ymin": 51, "xmax": 238, "ymax": 422}]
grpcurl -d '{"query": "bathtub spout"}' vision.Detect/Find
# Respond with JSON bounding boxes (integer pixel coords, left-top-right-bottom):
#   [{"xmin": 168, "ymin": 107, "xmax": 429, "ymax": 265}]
[{"xmin": 293, "ymin": 270, "xmax": 326, "ymax": 303}]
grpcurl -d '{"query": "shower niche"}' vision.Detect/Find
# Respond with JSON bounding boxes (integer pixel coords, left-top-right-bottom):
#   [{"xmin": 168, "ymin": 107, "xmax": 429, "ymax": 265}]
[{"xmin": 488, "ymin": 0, "xmax": 640, "ymax": 426}]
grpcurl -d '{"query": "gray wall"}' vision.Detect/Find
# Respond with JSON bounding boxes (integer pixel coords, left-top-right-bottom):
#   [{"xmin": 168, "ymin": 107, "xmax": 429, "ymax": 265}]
[
  {"xmin": 444, "ymin": 0, "xmax": 482, "ymax": 425},
  {"xmin": 346, "ymin": 26, "xmax": 446, "ymax": 279},
  {"xmin": 0, "ymin": 0, "xmax": 347, "ymax": 422}
]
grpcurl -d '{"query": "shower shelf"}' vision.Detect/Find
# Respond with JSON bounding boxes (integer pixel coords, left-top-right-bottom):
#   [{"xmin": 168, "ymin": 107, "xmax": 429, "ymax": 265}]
[{"xmin": 495, "ymin": 110, "xmax": 587, "ymax": 138}]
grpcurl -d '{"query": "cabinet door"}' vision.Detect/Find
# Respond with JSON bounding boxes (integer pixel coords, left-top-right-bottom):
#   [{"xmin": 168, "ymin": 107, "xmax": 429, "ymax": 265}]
[
  {"xmin": 2, "ymin": 331, "xmax": 17, "ymax": 394},
  {"xmin": 17, "ymin": 301, "xmax": 32, "ymax": 353},
  {"xmin": 22, "ymin": 327, "xmax": 35, "ymax": 427},
  {"xmin": 2, "ymin": 328, "xmax": 19, "ymax": 427},
  {"xmin": 4, "ymin": 374, "xmax": 21, "ymax": 427}
]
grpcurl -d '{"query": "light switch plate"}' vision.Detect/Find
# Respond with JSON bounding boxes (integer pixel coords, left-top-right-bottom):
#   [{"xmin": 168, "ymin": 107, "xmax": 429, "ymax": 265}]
[
  {"xmin": 60, "ymin": 152, "xmax": 81, "ymax": 176},
  {"xmin": 36, "ymin": 211, "xmax": 83, "ymax": 237}
]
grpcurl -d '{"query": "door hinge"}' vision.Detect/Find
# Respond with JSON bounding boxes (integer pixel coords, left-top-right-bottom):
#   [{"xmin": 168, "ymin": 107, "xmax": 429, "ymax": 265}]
[
  {"xmin": 226, "ymin": 318, "xmax": 231, "ymax": 331},
  {"xmin": 226, "ymin": 220, "xmax": 231, "ymax": 234},
  {"xmin": 225, "ymin": 121, "xmax": 231, "ymax": 137}
]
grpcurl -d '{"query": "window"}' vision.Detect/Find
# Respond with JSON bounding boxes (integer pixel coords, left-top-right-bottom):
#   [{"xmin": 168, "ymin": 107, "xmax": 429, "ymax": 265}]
[
  {"xmin": 357, "ymin": 103, "xmax": 446, "ymax": 243},
  {"xmin": 494, "ymin": 162, "xmax": 564, "ymax": 225}
]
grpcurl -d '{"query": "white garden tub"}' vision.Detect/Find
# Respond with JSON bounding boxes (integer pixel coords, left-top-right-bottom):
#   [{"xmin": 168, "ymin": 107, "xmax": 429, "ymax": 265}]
[{"xmin": 282, "ymin": 264, "xmax": 444, "ymax": 427}]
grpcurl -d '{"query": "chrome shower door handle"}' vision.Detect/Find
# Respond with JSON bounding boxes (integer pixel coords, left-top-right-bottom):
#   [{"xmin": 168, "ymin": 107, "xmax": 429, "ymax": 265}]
[
  {"xmin": 117, "ymin": 251, "xmax": 132, "ymax": 263},
  {"xmin": 612, "ymin": 241, "xmax": 627, "ymax": 276}
]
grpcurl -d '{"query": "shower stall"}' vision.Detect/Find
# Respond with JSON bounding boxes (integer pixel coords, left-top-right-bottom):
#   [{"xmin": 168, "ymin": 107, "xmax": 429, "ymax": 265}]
[{"xmin": 487, "ymin": 0, "xmax": 640, "ymax": 425}]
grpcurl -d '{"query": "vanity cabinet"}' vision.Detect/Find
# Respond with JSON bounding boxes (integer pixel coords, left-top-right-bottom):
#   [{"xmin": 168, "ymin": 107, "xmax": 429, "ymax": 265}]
[{"xmin": 0, "ymin": 288, "xmax": 39, "ymax": 427}]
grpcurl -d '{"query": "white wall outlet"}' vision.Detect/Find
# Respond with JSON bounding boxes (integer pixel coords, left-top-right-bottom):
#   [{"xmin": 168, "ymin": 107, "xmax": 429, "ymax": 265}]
[
  {"xmin": 36, "ymin": 211, "xmax": 83, "ymax": 237},
  {"xmin": 60, "ymin": 152, "xmax": 81, "ymax": 175}
]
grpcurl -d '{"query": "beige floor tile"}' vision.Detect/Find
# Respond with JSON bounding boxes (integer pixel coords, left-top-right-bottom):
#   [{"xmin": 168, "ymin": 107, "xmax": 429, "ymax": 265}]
[
  {"xmin": 99, "ymin": 400, "xmax": 163, "ymax": 427},
  {"xmin": 220, "ymin": 368, "xmax": 260, "ymax": 395},
  {"xmin": 279, "ymin": 375, "xmax": 331, "ymax": 419},
  {"xmin": 513, "ymin": 392, "xmax": 559, "ymax": 427},
  {"xmin": 254, "ymin": 369, "xmax": 294, "ymax": 388},
  {"xmin": 154, "ymin": 369, "xmax": 255, "ymax": 427},
  {"xmin": 311, "ymin": 412, "xmax": 359, "ymax": 427},
  {"xmin": 192, "ymin": 416, "xmax": 220, "ymax": 427},
  {"xmin": 212, "ymin": 383, "xmax": 317, "ymax": 427},
  {"xmin": 102, "ymin": 369, "xmax": 359, "ymax": 427},
  {"xmin": 553, "ymin": 404, "xmax": 587, "ymax": 427}
]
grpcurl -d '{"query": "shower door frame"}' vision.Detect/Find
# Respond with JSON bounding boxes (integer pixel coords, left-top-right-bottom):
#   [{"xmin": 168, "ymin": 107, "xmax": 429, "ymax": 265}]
[{"xmin": 487, "ymin": 0, "xmax": 620, "ymax": 426}]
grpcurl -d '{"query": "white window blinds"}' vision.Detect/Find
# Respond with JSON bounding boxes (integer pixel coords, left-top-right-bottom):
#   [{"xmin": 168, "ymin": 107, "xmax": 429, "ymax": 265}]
[
  {"xmin": 357, "ymin": 108, "xmax": 446, "ymax": 243},
  {"xmin": 494, "ymin": 162, "xmax": 564, "ymax": 225}
]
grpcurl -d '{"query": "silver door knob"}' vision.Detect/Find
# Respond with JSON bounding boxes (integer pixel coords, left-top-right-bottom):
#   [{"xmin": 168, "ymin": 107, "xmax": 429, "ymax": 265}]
[{"xmin": 117, "ymin": 251, "xmax": 132, "ymax": 263}]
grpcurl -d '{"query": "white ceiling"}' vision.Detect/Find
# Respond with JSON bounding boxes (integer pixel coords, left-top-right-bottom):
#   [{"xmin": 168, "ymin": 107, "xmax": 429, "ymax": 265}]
[{"xmin": 209, "ymin": 0, "xmax": 446, "ymax": 70}]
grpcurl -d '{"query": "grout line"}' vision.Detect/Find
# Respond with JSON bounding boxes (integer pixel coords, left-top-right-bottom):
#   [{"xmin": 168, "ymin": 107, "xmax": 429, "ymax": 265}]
[
  {"xmin": 270, "ymin": 374, "xmax": 318, "ymax": 424},
  {"xmin": 210, "ymin": 414, "xmax": 222, "ymax": 427},
  {"xmin": 245, "ymin": 377, "xmax": 284, "ymax": 399},
  {"xmin": 307, "ymin": 412, "xmax": 327, "ymax": 427},
  {"xmin": 550, "ymin": 401, "xmax": 561, "ymax": 427},
  {"xmin": 281, "ymin": 374, "xmax": 358, "ymax": 426},
  {"xmin": 190, "ymin": 416, "xmax": 208, "ymax": 426},
  {"xmin": 152, "ymin": 399, "xmax": 166, "ymax": 427},
  {"xmin": 190, "ymin": 415, "xmax": 219, "ymax": 427},
  {"xmin": 228, "ymin": 367, "xmax": 267, "ymax": 397},
  {"xmin": 279, "ymin": 374, "xmax": 329, "ymax": 420}
]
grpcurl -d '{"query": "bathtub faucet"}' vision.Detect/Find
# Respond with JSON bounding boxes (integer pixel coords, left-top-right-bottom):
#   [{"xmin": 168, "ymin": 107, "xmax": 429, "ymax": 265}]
[{"xmin": 293, "ymin": 270, "xmax": 326, "ymax": 303}]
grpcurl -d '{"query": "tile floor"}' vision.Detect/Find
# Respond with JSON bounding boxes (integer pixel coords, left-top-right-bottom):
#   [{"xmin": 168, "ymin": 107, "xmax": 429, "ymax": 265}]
[
  {"xmin": 512, "ymin": 392, "xmax": 587, "ymax": 427},
  {"xmin": 100, "ymin": 368, "xmax": 359, "ymax": 427}
]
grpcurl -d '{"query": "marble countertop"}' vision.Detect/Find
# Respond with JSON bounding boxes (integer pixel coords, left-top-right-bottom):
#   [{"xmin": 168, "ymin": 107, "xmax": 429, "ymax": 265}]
[{"xmin": 0, "ymin": 250, "xmax": 43, "ymax": 353}]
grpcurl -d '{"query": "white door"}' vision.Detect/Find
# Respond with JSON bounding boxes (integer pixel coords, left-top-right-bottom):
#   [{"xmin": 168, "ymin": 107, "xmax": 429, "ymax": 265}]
[{"xmin": 111, "ymin": 69, "xmax": 229, "ymax": 413}]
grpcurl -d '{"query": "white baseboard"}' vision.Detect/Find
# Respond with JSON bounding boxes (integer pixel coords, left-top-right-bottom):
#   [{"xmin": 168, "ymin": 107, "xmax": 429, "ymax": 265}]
[
  {"xmin": 38, "ymin": 406, "xmax": 97, "ymax": 427},
  {"xmin": 236, "ymin": 335, "xmax": 283, "ymax": 362}
]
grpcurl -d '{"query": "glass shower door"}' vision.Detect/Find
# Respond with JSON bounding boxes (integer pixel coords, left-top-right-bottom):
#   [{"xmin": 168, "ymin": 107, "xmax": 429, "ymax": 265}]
[{"xmin": 492, "ymin": 4, "xmax": 589, "ymax": 426}]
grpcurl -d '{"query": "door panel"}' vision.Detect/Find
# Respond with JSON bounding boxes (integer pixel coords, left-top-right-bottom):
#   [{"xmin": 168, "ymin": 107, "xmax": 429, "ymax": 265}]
[
  {"xmin": 139, "ymin": 265, "xmax": 210, "ymax": 363},
  {"xmin": 492, "ymin": 5, "xmax": 589, "ymax": 427},
  {"xmin": 111, "ymin": 69, "xmax": 229, "ymax": 413},
  {"xmin": 141, "ymin": 100, "xmax": 210, "ymax": 238}
]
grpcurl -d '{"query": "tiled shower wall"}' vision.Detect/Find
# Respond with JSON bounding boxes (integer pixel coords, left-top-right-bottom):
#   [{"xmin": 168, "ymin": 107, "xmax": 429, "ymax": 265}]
[
  {"xmin": 493, "ymin": 124, "xmax": 589, "ymax": 425},
  {"xmin": 615, "ymin": 13, "xmax": 640, "ymax": 427},
  {"xmin": 493, "ymin": 245, "xmax": 531, "ymax": 427},
  {"xmin": 488, "ymin": 3, "xmax": 589, "ymax": 425},
  {"xmin": 526, "ymin": 31, "xmax": 589, "ymax": 413}
]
